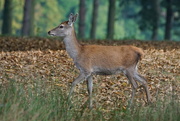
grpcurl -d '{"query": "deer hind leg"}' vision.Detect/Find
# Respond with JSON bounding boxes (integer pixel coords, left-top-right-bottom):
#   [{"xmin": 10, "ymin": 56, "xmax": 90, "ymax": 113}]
[
  {"xmin": 134, "ymin": 72, "xmax": 151, "ymax": 103},
  {"xmin": 86, "ymin": 76, "xmax": 93, "ymax": 108},
  {"xmin": 125, "ymin": 71, "xmax": 138, "ymax": 104}
]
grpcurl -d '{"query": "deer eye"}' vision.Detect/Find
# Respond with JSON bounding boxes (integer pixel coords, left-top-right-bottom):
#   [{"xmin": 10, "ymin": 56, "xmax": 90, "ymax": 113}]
[{"xmin": 59, "ymin": 25, "xmax": 63, "ymax": 28}]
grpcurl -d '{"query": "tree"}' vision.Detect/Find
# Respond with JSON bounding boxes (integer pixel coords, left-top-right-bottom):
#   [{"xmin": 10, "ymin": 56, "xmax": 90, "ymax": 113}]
[
  {"xmin": 2, "ymin": 0, "xmax": 13, "ymax": 35},
  {"xmin": 164, "ymin": 0, "xmax": 173, "ymax": 40},
  {"xmin": 151, "ymin": 0, "xmax": 160, "ymax": 40},
  {"xmin": 78, "ymin": 0, "xmax": 86, "ymax": 38},
  {"xmin": 90, "ymin": 0, "xmax": 99, "ymax": 39},
  {"xmin": 21, "ymin": 0, "xmax": 35, "ymax": 36},
  {"xmin": 139, "ymin": 0, "xmax": 160, "ymax": 40},
  {"xmin": 107, "ymin": 0, "xmax": 116, "ymax": 39}
]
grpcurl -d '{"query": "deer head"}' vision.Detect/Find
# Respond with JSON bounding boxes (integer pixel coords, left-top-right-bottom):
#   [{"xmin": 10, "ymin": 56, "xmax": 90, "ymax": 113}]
[{"xmin": 48, "ymin": 13, "xmax": 78, "ymax": 37}]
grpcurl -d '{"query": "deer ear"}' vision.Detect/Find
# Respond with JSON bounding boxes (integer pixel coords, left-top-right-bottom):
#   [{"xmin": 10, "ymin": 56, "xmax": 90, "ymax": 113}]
[
  {"xmin": 68, "ymin": 13, "xmax": 78, "ymax": 26},
  {"xmin": 68, "ymin": 13, "xmax": 74, "ymax": 26},
  {"xmin": 72, "ymin": 13, "xmax": 78, "ymax": 23}
]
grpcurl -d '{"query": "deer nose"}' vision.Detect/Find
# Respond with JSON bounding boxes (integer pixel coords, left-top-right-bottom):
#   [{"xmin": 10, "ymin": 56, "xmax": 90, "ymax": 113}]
[{"xmin": 48, "ymin": 31, "xmax": 51, "ymax": 35}]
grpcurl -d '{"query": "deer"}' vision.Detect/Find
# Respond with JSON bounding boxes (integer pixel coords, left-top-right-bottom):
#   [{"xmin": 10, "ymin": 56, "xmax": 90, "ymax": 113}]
[{"xmin": 48, "ymin": 13, "xmax": 151, "ymax": 108}]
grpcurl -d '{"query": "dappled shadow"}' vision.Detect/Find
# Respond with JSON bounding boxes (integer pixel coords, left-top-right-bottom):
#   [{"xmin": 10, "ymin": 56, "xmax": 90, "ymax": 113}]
[{"xmin": 0, "ymin": 37, "xmax": 180, "ymax": 52}]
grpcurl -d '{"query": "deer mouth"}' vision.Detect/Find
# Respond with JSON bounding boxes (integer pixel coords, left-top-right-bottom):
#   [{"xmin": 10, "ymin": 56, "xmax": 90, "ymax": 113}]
[
  {"xmin": 49, "ymin": 34, "xmax": 55, "ymax": 36},
  {"xmin": 48, "ymin": 31, "xmax": 55, "ymax": 36}
]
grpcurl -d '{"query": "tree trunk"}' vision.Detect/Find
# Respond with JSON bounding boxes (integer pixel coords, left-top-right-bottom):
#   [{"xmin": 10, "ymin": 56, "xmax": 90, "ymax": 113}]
[
  {"xmin": 90, "ymin": 0, "xmax": 99, "ymax": 39},
  {"xmin": 107, "ymin": 0, "xmax": 116, "ymax": 40},
  {"xmin": 2, "ymin": 0, "xmax": 12, "ymax": 35},
  {"xmin": 78, "ymin": 0, "xmax": 86, "ymax": 38},
  {"xmin": 22, "ymin": 0, "xmax": 35, "ymax": 36},
  {"xmin": 151, "ymin": 0, "xmax": 160, "ymax": 40},
  {"xmin": 164, "ymin": 0, "xmax": 173, "ymax": 40}
]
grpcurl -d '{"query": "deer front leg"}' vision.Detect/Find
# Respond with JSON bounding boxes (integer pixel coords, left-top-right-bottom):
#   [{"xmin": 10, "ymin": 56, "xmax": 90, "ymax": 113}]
[
  {"xmin": 86, "ymin": 76, "xmax": 93, "ymax": 108},
  {"xmin": 68, "ymin": 73, "xmax": 85, "ymax": 100}
]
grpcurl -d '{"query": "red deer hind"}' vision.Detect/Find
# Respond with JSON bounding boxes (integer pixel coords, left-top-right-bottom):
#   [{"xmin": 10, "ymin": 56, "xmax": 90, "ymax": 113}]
[{"xmin": 48, "ymin": 13, "xmax": 151, "ymax": 108}]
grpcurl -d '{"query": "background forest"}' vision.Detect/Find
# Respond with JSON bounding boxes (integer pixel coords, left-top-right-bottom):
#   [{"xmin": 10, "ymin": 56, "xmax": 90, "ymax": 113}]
[{"xmin": 0, "ymin": 0, "xmax": 180, "ymax": 41}]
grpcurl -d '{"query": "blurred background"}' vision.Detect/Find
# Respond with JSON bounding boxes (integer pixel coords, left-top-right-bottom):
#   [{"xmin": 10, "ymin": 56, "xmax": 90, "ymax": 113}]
[{"xmin": 0, "ymin": 0, "xmax": 180, "ymax": 41}]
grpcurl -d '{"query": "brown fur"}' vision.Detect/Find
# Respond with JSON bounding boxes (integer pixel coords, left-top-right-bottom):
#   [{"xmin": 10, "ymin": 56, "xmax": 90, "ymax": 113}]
[
  {"xmin": 77, "ymin": 45, "xmax": 143, "ymax": 71},
  {"xmin": 48, "ymin": 14, "xmax": 151, "ymax": 108}
]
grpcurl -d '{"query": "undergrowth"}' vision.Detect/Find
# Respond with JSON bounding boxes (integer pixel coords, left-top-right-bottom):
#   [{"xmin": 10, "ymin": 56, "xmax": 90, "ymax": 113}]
[{"xmin": 0, "ymin": 80, "xmax": 179, "ymax": 121}]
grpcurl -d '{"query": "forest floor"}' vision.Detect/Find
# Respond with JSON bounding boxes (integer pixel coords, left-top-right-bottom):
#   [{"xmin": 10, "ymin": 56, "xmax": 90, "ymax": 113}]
[{"xmin": 0, "ymin": 37, "xmax": 180, "ymax": 120}]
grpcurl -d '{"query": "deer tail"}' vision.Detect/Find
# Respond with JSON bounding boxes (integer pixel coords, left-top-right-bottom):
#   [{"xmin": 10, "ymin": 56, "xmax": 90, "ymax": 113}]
[{"xmin": 131, "ymin": 46, "xmax": 144, "ymax": 60}]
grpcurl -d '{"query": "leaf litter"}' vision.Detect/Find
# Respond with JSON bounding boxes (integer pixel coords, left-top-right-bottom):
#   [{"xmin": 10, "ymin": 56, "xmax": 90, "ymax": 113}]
[{"xmin": 0, "ymin": 37, "xmax": 180, "ymax": 110}]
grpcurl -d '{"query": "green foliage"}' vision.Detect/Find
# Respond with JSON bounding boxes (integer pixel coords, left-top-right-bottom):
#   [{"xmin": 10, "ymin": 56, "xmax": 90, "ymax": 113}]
[
  {"xmin": 0, "ymin": 1, "xmax": 4, "ymax": 34},
  {"xmin": 0, "ymin": 0, "xmax": 180, "ymax": 41},
  {"xmin": 12, "ymin": 0, "xmax": 24, "ymax": 35},
  {"xmin": 34, "ymin": 0, "xmax": 79, "ymax": 36},
  {"xmin": 96, "ymin": 1, "xmax": 108, "ymax": 39},
  {"xmin": 139, "ymin": 0, "xmax": 154, "ymax": 30}
]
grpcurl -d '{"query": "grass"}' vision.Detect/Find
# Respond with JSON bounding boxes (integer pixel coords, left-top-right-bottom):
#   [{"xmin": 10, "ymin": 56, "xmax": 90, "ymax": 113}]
[{"xmin": 0, "ymin": 79, "xmax": 180, "ymax": 121}]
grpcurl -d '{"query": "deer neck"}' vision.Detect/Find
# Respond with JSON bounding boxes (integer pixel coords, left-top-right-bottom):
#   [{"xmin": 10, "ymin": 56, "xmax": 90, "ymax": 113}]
[{"xmin": 63, "ymin": 29, "xmax": 81, "ymax": 60}]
